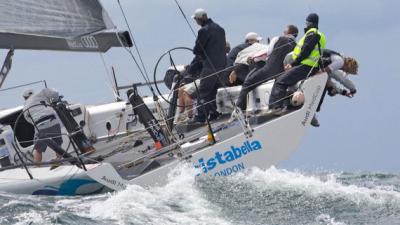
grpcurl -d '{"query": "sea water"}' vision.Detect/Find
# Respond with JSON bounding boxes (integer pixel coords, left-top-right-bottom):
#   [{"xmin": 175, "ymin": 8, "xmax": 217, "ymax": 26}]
[{"xmin": 1, "ymin": 166, "xmax": 400, "ymax": 225}]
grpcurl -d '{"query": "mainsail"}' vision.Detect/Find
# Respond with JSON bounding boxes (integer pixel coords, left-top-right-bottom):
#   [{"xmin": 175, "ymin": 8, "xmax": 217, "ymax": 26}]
[{"xmin": 0, "ymin": 0, "xmax": 132, "ymax": 52}]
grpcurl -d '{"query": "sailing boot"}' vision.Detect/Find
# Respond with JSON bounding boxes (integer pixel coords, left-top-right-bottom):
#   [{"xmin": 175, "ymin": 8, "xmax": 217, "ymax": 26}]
[{"xmin": 311, "ymin": 115, "xmax": 320, "ymax": 127}]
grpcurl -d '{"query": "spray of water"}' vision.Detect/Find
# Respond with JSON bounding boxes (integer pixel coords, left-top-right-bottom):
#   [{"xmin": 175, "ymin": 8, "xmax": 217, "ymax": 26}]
[{"xmin": 1, "ymin": 166, "xmax": 399, "ymax": 225}]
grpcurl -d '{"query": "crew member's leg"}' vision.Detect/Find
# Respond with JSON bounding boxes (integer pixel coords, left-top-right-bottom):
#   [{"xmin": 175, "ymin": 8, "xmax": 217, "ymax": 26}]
[
  {"xmin": 183, "ymin": 91, "xmax": 194, "ymax": 118},
  {"xmin": 33, "ymin": 149, "xmax": 43, "ymax": 163},
  {"xmin": 196, "ymin": 70, "xmax": 219, "ymax": 122},
  {"xmin": 205, "ymin": 75, "xmax": 220, "ymax": 119},
  {"xmin": 269, "ymin": 65, "xmax": 315, "ymax": 109},
  {"xmin": 236, "ymin": 66, "xmax": 273, "ymax": 110},
  {"xmin": 33, "ymin": 131, "xmax": 47, "ymax": 163},
  {"xmin": 185, "ymin": 80, "xmax": 201, "ymax": 119},
  {"xmin": 178, "ymin": 87, "xmax": 186, "ymax": 114},
  {"xmin": 34, "ymin": 123, "xmax": 64, "ymax": 163}
]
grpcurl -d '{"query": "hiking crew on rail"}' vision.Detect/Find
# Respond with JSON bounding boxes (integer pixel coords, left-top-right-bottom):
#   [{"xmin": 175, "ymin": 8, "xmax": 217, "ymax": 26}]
[{"xmin": 165, "ymin": 10, "xmax": 359, "ymax": 127}]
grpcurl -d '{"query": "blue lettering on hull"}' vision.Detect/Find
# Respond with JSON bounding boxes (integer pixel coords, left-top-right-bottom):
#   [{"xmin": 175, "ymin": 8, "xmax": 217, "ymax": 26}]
[
  {"xmin": 194, "ymin": 140, "xmax": 263, "ymax": 176},
  {"xmin": 214, "ymin": 162, "xmax": 245, "ymax": 176}
]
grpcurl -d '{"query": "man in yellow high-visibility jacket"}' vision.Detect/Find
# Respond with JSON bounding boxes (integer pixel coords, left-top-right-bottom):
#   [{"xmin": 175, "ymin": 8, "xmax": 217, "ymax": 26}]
[{"xmin": 268, "ymin": 13, "xmax": 326, "ymax": 115}]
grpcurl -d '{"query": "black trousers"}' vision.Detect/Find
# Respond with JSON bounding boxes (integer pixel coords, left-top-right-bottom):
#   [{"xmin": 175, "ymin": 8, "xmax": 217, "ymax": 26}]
[
  {"xmin": 269, "ymin": 65, "xmax": 318, "ymax": 109},
  {"xmin": 236, "ymin": 65, "xmax": 281, "ymax": 110},
  {"xmin": 196, "ymin": 69, "xmax": 220, "ymax": 120}
]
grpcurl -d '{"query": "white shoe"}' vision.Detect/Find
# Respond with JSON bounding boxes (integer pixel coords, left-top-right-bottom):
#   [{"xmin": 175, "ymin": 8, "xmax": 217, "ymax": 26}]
[
  {"xmin": 176, "ymin": 113, "xmax": 193, "ymax": 124},
  {"xmin": 176, "ymin": 113, "xmax": 186, "ymax": 122},
  {"xmin": 261, "ymin": 107, "xmax": 283, "ymax": 116}
]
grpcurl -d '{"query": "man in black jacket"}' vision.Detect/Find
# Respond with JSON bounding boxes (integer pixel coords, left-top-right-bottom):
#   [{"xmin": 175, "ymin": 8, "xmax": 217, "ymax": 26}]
[
  {"xmin": 190, "ymin": 8, "xmax": 227, "ymax": 123},
  {"xmin": 268, "ymin": 13, "xmax": 327, "ymax": 115},
  {"xmin": 235, "ymin": 25, "xmax": 298, "ymax": 111}
]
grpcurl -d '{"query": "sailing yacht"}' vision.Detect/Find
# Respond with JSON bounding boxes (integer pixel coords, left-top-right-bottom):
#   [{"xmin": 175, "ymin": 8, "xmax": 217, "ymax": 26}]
[{"xmin": 0, "ymin": 0, "xmax": 328, "ymax": 195}]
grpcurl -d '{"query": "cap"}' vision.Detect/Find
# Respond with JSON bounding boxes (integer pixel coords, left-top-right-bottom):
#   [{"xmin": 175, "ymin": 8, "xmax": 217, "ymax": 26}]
[
  {"xmin": 306, "ymin": 13, "xmax": 319, "ymax": 25},
  {"xmin": 191, "ymin": 8, "xmax": 207, "ymax": 19},
  {"xmin": 23, "ymin": 89, "xmax": 34, "ymax": 99},
  {"xmin": 245, "ymin": 32, "xmax": 263, "ymax": 41}
]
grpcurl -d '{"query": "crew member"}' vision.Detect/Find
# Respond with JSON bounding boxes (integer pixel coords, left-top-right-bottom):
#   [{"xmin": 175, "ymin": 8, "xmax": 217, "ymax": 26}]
[
  {"xmin": 235, "ymin": 25, "xmax": 298, "ymax": 111},
  {"xmin": 23, "ymin": 88, "xmax": 63, "ymax": 163},
  {"xmin": 268, "ymin": 13, "xmax": 327, "ymax": 115},
  {"xmin": 226, "ymin": 32, "xmax": 262, "ymax": 67},
  {"xmin": 312, "ymin": 49, "xmax": 359, "ymax": 126},
  {"xmin": 228, "ymin": 32, "xmax": 263, "ymax": 85},
  {"xmin": 189, "ymin": 8, "xmax": 227, "ymax": 123}
]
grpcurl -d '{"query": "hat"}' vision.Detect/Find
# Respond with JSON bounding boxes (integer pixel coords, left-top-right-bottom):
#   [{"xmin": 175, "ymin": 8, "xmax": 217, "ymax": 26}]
[
  {"xmin": 306, "ymin": 13, "xmax": 319, "ymax": 25},
  {"xmin": 245, "ymin": 32, "xmax": 263, "ymax": 41},
  {"xmin": 191, "ymin": 8, "xmax": 207, "ymax": 19},
  {"xmin": 23, "ymin": 89, "xmax": 34, "ymax": 99}
]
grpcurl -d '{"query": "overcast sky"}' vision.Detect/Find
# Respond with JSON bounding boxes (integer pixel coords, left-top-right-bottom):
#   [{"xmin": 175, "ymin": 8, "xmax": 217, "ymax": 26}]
[{"xmin": 0, "ymin": 0, "xmax": 399, "ymax": 172}]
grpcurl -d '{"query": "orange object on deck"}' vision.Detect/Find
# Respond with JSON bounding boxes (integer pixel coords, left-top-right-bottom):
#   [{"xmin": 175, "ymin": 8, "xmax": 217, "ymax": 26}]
[
  {"xmin": 155, "ymin": 141, "xmax": 162, "ymax": 150},
  {"xmin": 207, "ymin": 132, "xmax": 214, "ymax": 142}
]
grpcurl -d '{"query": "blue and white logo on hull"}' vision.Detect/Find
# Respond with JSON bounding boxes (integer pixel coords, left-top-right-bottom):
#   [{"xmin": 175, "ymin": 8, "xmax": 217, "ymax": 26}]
[{"xmin": 195, "ymin": 140, "xmax": 262, "ymax": 174}]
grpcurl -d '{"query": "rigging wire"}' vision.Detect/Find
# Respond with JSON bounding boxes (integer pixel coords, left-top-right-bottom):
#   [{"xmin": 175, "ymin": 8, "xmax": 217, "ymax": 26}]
[
  {"xmin": 173, "ymin": 0, "xmax": 197, "ymax": 37},
  {"xmin": 17, "ymin": 64, "xmax": 300, "ymax": 145},
  {"xmin": 98, "ymin": 53, "xmax": 120, "ymax": 100},
  {"xmin": 8, "ymin": 67, "xmax": 316, "ymax": 172},
  {"xmin": 171, "ymin": 0, "xmax": 243, "ymax": 139},
  {"xmin": 112, "ymin": 1, "xmax": 324, "ymax": 147},
  {"xmin": 171, "ymin": 0, "xmax": 257, "ymax": 137},
  {"xmin": 170, "ymin": 0, "xmax": 319, "ymax": 125},
  {"xmin": 0, "ymin": 80, "xmax": 47, "ymax": 92},
  {"xmin": 115, "ymin": 33, "xmax": 149, "ymax": 85},
  {"xmin": 116, "ymin": 1, "xmax": 177, "ymax": 144},
  {"xmin": 117, "ymin": 0, "xmax": 151, "ymax": 84},
  {"xmin": 11, "ymin": 103, "xmax": 74, "ymax": 163}
]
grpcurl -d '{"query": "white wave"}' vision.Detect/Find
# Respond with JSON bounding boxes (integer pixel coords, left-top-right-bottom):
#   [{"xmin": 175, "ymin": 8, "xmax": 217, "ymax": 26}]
[
  {"xmin": 1, "ymin": 199, "xmax": 28, "ymax": 208},
  {"xmin": 316, "ymin": 214, "xmax": 347, "ymax": 225},
  {"xmin": 14, "ymin": 210, "xmax": 52, "ymax": 225},
  {"xmin": 49, "ymin": 166, "xmax": 399, "ymax": 225},
  {"xmin": 85, "ymin": 164, "xmax": 231, "ymax": 225},
  {"xmin": 231, "ymin": 167, "xmax": 400, "ymax": 206}
]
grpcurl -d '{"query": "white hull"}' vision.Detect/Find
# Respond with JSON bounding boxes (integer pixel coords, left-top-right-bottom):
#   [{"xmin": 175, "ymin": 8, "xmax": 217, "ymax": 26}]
[
  {"xmin": 87, "ymin": 74, "xmax": 328, "ymax": 191},
  {"xmin": 0, "ymin": 74, "xmax": 327, "ymax": 195},
  {"xmin": 0, "ymin": 164, "xmax": 105, "ymax": 195}
]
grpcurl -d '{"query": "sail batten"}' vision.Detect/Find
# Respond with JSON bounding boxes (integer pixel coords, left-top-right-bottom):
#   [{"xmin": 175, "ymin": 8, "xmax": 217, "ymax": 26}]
[{"xmin": 0, "ymin": 0, "xmax": 131, "ymax": 52}]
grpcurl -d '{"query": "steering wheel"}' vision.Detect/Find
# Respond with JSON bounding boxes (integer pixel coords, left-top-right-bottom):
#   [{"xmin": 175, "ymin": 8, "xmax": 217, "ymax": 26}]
[{"xmin": 153, "ymin": 47, "xmax": 194, "ymax": 108}]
